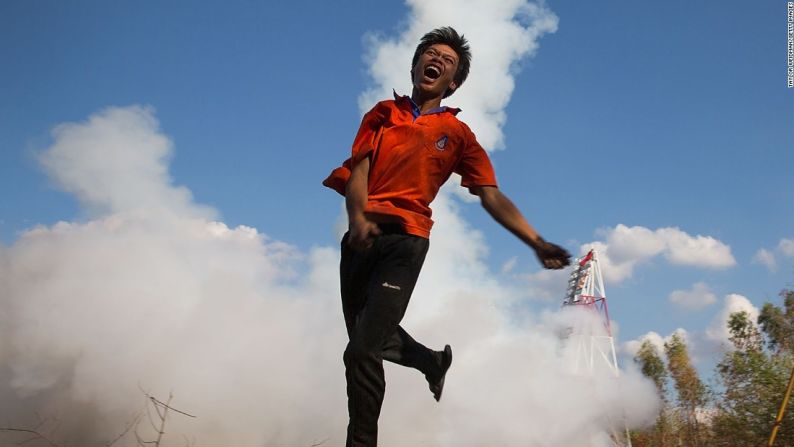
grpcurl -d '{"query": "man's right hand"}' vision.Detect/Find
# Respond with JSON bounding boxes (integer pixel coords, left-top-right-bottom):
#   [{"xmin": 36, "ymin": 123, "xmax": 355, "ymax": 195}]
[
  {"xmin": 348, "ymin": 217, "xmax": 382, "ymax": 251},
  {"xmin": 345, "ymin": 156, "xmax": 379, "ymax": 251}
]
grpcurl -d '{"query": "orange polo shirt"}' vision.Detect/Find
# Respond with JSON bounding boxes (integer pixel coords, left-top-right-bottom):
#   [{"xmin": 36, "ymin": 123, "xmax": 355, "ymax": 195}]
[{"xmin": 323, "ymin": 92, "xmax": 497, "ymax": 238}]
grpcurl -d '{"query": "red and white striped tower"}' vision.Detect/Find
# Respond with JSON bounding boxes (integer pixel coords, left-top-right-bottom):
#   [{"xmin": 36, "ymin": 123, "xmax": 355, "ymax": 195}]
[
  {"xmin": 563, "ymin": 249, "xmax": 619, "ymax": 375},
  {"xmin": 562, "ymin": 248, "xmax": 632, "ymax": 447}
]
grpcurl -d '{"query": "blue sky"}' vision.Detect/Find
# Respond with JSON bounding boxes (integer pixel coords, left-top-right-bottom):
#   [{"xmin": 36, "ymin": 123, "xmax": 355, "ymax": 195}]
[{"xmin": 2, "ymin": 0, "xmax": 793, "ymax": 376}]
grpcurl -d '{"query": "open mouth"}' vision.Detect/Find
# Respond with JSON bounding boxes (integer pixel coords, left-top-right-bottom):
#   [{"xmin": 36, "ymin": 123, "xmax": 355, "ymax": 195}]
[{"xmin": 423, "ymin": 65, "xmax": 441, "ymax": 80}]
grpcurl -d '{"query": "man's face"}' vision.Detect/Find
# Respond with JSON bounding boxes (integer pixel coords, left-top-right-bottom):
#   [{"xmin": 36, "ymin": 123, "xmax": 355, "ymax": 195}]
[{"xmin": 412, "ymin": 43, "xmax": 459, "ymax": 98}]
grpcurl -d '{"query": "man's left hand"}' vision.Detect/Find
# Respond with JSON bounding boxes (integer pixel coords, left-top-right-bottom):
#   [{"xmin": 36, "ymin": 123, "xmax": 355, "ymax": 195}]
[{"xmin": 534, "ymin": 239, "xmax": 572, "ymax": 270}]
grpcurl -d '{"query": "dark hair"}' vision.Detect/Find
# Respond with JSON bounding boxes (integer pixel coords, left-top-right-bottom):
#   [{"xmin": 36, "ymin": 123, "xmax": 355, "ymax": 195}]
[{"xmin": 411, "ymin": 27, "xmax": 471, "ymax": 98}]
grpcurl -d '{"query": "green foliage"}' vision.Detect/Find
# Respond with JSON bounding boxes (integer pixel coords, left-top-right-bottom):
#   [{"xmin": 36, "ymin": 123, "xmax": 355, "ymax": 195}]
[
  {"xmin": 758, "ymin": 290, "xmax": 794, "ymax": 355},
  {"xmin": 664, "ymin": 332, "xmax": 709, "ymax": 446},
  {"xmin": 727, "ymin": 311, "xmax": 763, "ymax": 352},
  {"xmin": 665, "ymin": 333, "xmax": 708, "ymax": 412},
  {"xmin": 711, "ymin": 304, "xmax": 794, "ymax": 446},
  {"xmin": 631, "ymin": 333, "xmax": 711, "ymax": 446},
  {"xmin": 629, "ymin": 289, "xmax": 794, "ymax": 447},
  {"xmin": 635, "ymin": 339, "xmax": 668, "ymax": 396},
  {"xmin": 633, "ymin": 340, "xmax": 673, "ymax": 447}
]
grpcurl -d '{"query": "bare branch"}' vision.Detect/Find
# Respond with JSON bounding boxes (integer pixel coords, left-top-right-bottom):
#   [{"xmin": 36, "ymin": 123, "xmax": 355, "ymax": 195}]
[
  {"xmin": 152, "ymin": 393, "xmax": 173, "ymax": 447},
  {"xmin": 181, "ymin": 433, "xmax": 195, "ymax": 447},
  {"xmin": 0, "ymin": 428, "xmax": 60, "ymax": 447},
  {"xmin": 134, "ymin": 424, "xmax": 146, "ymax": 447},
  {"xmin": 145, "ymin": 400, "xmax": 159, "ymax": 432},
  {"xmin": 148, "ymin": 396, "xmax": 196, "ymax": 419},
  {"xmin": 150, "ymin": 396, "xmax": 166, "ymax": 421},
  {"xmin": 106, "ymin": 412, "xmax": 142, "ymax": 447}
]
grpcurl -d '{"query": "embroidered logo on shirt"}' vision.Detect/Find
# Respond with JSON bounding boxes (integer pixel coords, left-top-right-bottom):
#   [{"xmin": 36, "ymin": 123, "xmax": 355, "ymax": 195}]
[
  {"xmin": 382, "ymin": 282, "xmax": 402, "ymax": 290},
  {"xmin": 435, "ymin": 135, "xmax": 448, "ymax": 151}
]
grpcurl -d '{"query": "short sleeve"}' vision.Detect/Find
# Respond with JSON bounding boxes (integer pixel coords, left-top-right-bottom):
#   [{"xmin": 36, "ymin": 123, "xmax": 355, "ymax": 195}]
[
  {"xmin": 351, "ymin": 102, "xmax": 388, "ymax": 165},
  {"xmin": 321, "ymin": 158, "xmax": 352, "ymax": 196},
  {"xmin": 455, "ymin": 123, "xmax": 498, "ymax": 190},
  {"xmin": 322, "ymin": 101, "xmax": 389, "ymax": 196}
]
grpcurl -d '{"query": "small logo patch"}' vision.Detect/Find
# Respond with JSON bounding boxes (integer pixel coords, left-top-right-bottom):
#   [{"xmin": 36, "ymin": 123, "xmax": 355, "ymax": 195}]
[
  {"xmin": 382, "ymin": 282, "xmax": 402, "ymax": 290},
  {"xmin": 435, "ymin": 135, "xmax": 448, "ymax": 151}
]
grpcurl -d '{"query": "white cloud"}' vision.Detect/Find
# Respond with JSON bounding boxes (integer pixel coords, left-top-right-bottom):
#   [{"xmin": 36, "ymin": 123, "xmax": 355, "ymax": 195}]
[
  {"xmin": 778, "ymin": 238, "xmax": 794, "ymax": 257},
  {"xmin": 622, "ymin": 329, "xmax": 694, "ymax": 362},
  {"xmin": 657, "ymin": 227, "xmax": 736, "ymax": 268},
  {"xmin": 519, "ymin": 266, "xmax": 570, "ymax": 301},
  {"xmin": 752, "ymin": 248, "xmax": 777, "ymax": 272},
  {"xmin": 622, "ymin": 331, "xmax": 666, "ymax": 358},
  {"xmin": 668, "ymin": 282, "xmax": 717, "ymax": 310},
  {"xmin": 38, "ymin": 106, "xmax": 215, "ymax": 220},
  {"xmin": 582, "ymin": 224, "xmax": 736, "ymax": 284},
  {"xmin": 500, "ymin": 255, "xmax": 518, "ymax": 274},
  {"xmin": 749, "ymin": 239, "xmax": 794, "ymax": 272},
  {"xmin": 624, "ymin": 295, "xmax": 764, "ymax": 369},
  {"xmin": 624, "ymin": 294, "xmax": 764, "ymax": 368},
  {"xmin": 704, "ymin": 294, "xmax": 760, "ymax": 349}
]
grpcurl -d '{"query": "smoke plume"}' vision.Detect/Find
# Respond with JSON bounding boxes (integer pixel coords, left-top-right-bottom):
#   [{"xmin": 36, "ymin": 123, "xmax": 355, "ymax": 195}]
[{"xmin": 0, "ymin": 1, "xmax": 661, "ymax": 446}]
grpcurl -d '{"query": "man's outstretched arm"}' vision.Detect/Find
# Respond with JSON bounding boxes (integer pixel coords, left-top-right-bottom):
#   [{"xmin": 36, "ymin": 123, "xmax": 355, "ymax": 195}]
[
  {"xmin": 345, "ymin": 156, "xmax": 381, "ymax": 250},
  {"xmin": 470, "ymin": 185, "xmax": 571, "ymax": 269}
]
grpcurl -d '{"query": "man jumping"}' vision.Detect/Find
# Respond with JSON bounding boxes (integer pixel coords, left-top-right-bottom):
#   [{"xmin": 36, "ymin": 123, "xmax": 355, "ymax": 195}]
[{"xmin": 323, "ymin": 26, "xmax": 572, "ymax": 447}]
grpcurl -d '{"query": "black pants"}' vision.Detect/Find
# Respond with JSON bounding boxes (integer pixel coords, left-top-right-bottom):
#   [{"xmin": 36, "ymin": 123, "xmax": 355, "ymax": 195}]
[{"xmin": 340, "ymin": 228, "xmax": 441, "ymax": 447}]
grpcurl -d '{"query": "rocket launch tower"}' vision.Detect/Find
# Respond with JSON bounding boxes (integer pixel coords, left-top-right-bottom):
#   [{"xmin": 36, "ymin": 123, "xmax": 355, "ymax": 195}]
[{"xmin": 562, "ymin": 249, "xmax": 632, "ymax": 447}]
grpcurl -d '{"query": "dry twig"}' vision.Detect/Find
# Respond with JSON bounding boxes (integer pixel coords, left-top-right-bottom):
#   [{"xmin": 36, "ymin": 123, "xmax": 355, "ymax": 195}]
[{"xmin": 0, "ymin": 427, "xmax": 60, "ymax": 447}]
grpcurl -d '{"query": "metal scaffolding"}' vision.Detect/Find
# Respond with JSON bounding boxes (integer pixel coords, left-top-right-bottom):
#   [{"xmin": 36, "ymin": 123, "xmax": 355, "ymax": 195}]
[{"xmin": 562, "ymin": 249, "xmax": 632, "ymax": 447}]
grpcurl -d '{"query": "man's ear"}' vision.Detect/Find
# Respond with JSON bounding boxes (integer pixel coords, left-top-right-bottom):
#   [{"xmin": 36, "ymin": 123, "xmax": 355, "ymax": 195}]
[{"xmin": 449, "ymin": 81, "xmax": 458, "ymax": 91}]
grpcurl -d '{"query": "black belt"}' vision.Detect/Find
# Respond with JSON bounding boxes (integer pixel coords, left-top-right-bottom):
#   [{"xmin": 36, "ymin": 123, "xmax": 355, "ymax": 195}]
[{"xmin": 377, "ymin": 223, "xmax": 407, "ymax": 235}]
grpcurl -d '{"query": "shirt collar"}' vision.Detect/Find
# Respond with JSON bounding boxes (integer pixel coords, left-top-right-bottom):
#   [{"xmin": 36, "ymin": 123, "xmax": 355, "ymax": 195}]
[{"xmin": 393, "ymin": 90, "xmax": 461, "ymax": 118}]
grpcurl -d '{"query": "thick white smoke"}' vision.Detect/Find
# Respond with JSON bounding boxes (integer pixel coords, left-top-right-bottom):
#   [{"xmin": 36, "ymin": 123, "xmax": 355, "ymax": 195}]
[
  {"xmin": 355, "ymin": 1, "xmax": 660, "ymax": 444},
  {"xmin": 0, "ymin": 1, "xmax": 662, "ymax": 446},
  {"xmin": 359, "ymin": 0, "xmax": 559, "ymax": 150},
  {"xmin": 1, "ymin": 106, "xmax": 349, "ymax": 446}
]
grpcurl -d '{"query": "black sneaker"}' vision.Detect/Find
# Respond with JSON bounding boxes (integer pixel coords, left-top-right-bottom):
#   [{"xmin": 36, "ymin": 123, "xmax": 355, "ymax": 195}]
[{"xmin": 429, "ymin": 345, "xmax": 452, "ymax": 402}]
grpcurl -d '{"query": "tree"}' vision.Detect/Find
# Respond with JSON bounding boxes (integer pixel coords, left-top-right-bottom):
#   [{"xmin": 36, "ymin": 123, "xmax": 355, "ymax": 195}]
[
  {"xmin": 712, "ymin": 305, "xmax": 794, "ymax": 447},
  {"xmin": 758, "ymin": 290, "xmax": 794, "ymax": 356},
  {"xmin": 633, "ymin": 339, "xmax": 672, "ymax": 447},
  {"xmin": 636, "ymin": 339, "xmax": 668, "ymax": 395},
  {"xmin": 665, "ymin": 332, "xmax": 709, "ymax": 447}
]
